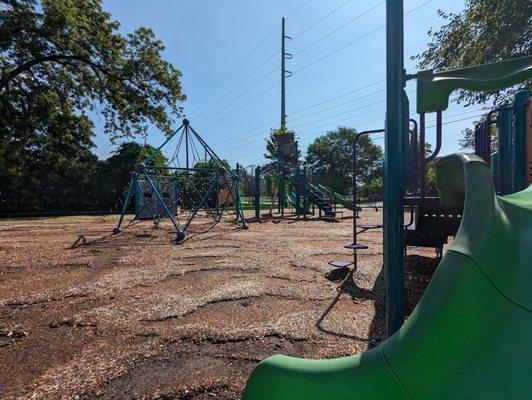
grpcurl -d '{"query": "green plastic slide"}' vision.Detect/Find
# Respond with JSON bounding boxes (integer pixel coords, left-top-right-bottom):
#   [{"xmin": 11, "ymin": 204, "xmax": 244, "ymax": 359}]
[
  {"xmin": 317, "ymin": 184, "xmax": 362, "ymax": 212},
  {"xmin": 242, "ymin": 153, "xmax": 532, "ymax": 399},
  {"xmin": 285, "ymin": 184, "xmax": 310, "ymax": 214}
]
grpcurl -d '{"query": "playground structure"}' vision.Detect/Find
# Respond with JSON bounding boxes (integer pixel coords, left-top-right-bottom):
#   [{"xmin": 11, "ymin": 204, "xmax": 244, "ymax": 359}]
[
  {"xmin": 405, "ymin": 88, "xmax": 532, "ymax": 257},
  {"xmin": 112, "ymin": 119, "xmax": 248, "ymax": 242},
  {"xmin": 241, "ymin": 0, "xmax": 532, "ymax": 394},
  {"xmin": 251, "ymin": 160, "xmax": 352, "ymax": 221}
]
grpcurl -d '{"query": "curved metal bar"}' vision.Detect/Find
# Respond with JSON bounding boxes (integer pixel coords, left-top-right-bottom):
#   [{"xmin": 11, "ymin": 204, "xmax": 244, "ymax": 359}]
[
  {"xmin": 409, "ymin": 119, "xmax": 419, "ymax": 195},
  {"xmin": 425, "ymin": 110, "xmax": 442, "ymax": 163}
]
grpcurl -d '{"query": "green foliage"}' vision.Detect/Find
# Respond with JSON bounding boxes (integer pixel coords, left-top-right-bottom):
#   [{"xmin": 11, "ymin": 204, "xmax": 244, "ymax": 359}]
[
  {"xmin": 1, "ymin": 0, "xmax": 186, "ymax": 140},
  {"xmin": 0, "ymin": 0, "xmax": 186, "ymax": 214},
  {"xmin": 95, "ymin": 142, "xmax": 168, "ymax": 211},
  {"xmin": 0, "ymin": 0, "xmax": 185, "ymax": 138},
  {"xmin": 358, "ymin": 178, "xmax": 382, "ymax": 199},
  {"xmin": 459, "ymin": 119, "xmax": 500, "ymax": 151},
  {"xmin": 177, "ymin": 159, "xmax": 226, "ymax": 209},
  {"xmin": 413, "ymin": 0, "xmax": 532, "ymax": 107},
  {"xmin": 0, "ymin": 99, "xmax": 100, "ymax": 212},
  {"xmin": 305, "ymin": 127, "xmax": 383, "ymax": 195},
  {"xmin": 264, "ymin": 126, "xmax": 301, "ymax": 164}
]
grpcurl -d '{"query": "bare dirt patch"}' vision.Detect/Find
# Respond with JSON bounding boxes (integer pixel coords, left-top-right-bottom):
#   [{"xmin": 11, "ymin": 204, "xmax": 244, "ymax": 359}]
[{"xmin": 0, "ymin": 210, "xmax": 438, "ymax": 399}]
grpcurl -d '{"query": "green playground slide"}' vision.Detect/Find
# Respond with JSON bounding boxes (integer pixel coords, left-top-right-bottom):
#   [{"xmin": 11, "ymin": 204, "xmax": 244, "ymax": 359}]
[
  {"xmin": 285, "ymin": 184, "xmax": 310, "ymax": 214},
  {"xmin": 242, "ymin": 153, "xmax": 532, "ymax": 399},
  {"xmin": 317, "ymin": 184, "xmax": 362, "ymax": 212}
]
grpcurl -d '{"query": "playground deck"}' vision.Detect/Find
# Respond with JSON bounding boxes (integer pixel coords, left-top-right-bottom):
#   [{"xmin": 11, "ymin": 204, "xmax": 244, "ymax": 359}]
[{"xmin": 0, "ymin": 211, "xmax": 437, "ymax": 399}]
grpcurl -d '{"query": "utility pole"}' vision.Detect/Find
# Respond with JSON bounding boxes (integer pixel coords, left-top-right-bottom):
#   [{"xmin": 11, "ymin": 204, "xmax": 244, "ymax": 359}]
[
  {"xmin": 278, "ymin": 18, "xmax": 292, "ymax": 215},
  {"xmin": 281, "ymin": 17, "xmax": 292, "ymax": 128}
]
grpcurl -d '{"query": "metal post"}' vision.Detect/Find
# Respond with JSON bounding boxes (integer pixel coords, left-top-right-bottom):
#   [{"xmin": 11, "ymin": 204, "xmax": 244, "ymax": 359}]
[
  {"xmin": 280, "ymin": 164, "xmax": 285, "ymax": 216},
  {"xmin": 353, "ymin": 135, "xmax": 358, "ymax": 270},
  {"xmin": 295, "ymin": 167, "xmax": 301, "ymax": 217},
  {"xmin": 143, "ymin": 171, "xmax": 183, "ymax": 235},
  {"xmin": 255, "ymin": 166, "xmax": 261, "ymax": 221},
  {"xmin": 303, "ymin": 166, "xmax": 308, "ymax": 219},
  {"xmin": 419, "ymin": 112, "xmax": 426, "ymax": 198},
  {"xmin": 232, "ymin": 175, "xmax": 249, "ymax": 230},
  {"xmin": 113, "ymin": 174, "xmax": 136, "ymax": 233},
  {"xmin": 500, "ymin": 109, "xmax": 513, "ymax": 195},
  {"xmin": 185, "ymin": 124, "xmax": 190, "ymax": 169},
  {"xmin": 513, "ymin": 90, "xmax": 530, "ymax": 192},
  {"xmin": 281, "ymin": 18, "xmax": 286, "ymax": 128},
  {"xmin": 384, "ymin": 0, "xmax": 406, "ymax": 336},
  {"xmin": 408, "ymin": 119, "xmax": 418, "ymax": 195}
]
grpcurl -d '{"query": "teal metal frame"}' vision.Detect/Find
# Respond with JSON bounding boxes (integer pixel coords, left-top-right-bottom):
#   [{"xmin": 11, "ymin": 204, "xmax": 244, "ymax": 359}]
[
  {"xmin": 112, "ymin": 119, "xmax": 248, "ymax": 242},
  {"xmin": 384, "ymin": 0, "xmax": 406, "ymax": 335}
]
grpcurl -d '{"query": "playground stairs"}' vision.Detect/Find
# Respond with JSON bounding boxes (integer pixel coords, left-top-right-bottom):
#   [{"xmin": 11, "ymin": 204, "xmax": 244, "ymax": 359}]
[{"xmin": 306, "ymin": 187, "xmax": 337, "ymax": 220}]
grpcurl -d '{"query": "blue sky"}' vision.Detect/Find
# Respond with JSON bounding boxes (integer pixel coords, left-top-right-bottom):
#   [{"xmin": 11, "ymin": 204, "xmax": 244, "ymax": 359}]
[{"xmin": 93, "ymin": 0, "xmax": 484, "ymax": 167}]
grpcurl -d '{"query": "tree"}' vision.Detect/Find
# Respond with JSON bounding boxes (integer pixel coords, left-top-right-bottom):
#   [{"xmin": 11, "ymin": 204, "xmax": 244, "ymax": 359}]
[
  {"xmin": 0, "ymin": 74, "xmax": 102, "ymax": 213},
  {"xmin": 413, "ymin": 0, "xmax": 531, "ymax": 107},
  {"xmin": 1, "ymin": 0, "xmax": 186, "ymax": 140},
  {"xmin": 95, "ymin": 142, "xmax": 168, "ymax": 211},
  {"xmin": 458, "ymin": 118, "xmax": 500, "ymax": 151},
  {"xmin": 264, "ymin": 126, "xmax": 301, "ymax": 164},
  {"xmin": 305, "ymin": 127, "xmax": 383, "ymax": 194},
  {"xmin": 0, "ymin": 0, "xmax": 186, "ymax": 213}
]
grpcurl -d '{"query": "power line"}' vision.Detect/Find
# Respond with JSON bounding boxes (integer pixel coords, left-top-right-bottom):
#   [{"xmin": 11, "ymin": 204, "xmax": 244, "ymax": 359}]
[
  {"xmin": 294, "ymin": 0, "xmax": 385, "ymax": 55},
  {"xmin": 188, "ymin": 0, "xmax": 312, "ymax": 116},
  {"xmin": 287, "ymin": 0, "xmax": 313, "ymax": 19},
  {"xmin": 292, "ymin": 0, "xmax": 433, "ymax": 75},
  {"xmin": 192, "ymin": 51, "xmax": 280, "ymax": 121},
  {"xmin": 200, "ymin": 81, "xmax": 280, "ymax": 132},
  {"xmin": 239, "ymin": 111, "xmax": 485, "ymax": 165},
  {"xmin": 209, "ymin": 117, "xmax": 279, "ymax": 148},
  {"xmin": 211, "ymin": 77, "xmax": 388, "ymax": 149},
  {"xmin": 292, "ymin": 0, "xmax": 355, "ymax": 39},
  {"xmin": 224, "ymin": 108, "xmax": 486, "ymax": 162},
  {"xmin": 189, "ymin": 25, "xmax": 279, "ymax": 109},
  {"xmin": 218, "ymin": 105, "xmax": 387, "ymax": 154},
  {"xmin": 289, "ymin": 88, "xmax": 386, "ymax": 123},
  {"xmin": 289, "ymin": 81, "xmax": 386, "ymax": 116},
  {"xmin": 215, "ymin": 102, "xmax": 387, "ymax": 153},
  {"xmin": 194, "ymin": 64, "xmax": 280, "ymax": 127}
]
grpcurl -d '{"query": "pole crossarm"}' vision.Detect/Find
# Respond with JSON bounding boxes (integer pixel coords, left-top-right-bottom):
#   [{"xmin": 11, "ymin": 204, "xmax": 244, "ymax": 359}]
[{"xmin": 416, "ymin": 56, "xmax": 532, "ymax": 113}]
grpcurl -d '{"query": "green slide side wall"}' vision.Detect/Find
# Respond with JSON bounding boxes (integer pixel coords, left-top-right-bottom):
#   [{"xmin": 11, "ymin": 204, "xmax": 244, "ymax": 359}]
[
  {"xmin": 317, "ymin": 184, "xmax": 362, "ymax": 212},
  {"xmin": 242, "ymin": 153, "xmax": 532, "ymax": 399},
  {"xmin": 285, "ymin": 183, "xmax": 310, "ymax": 214}
]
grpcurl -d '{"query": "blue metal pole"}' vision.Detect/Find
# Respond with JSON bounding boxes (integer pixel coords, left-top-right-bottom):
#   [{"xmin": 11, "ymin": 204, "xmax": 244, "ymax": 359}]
[
  {"xmin": 303, "ymin": 166, "xmax": 308, "ymax": 219},
  {"xmin": 513, "ymin": 90, "xmax": 531, "ymax": 192},
  {"xmin": 255, "ymin": 166, "xmax": 261, "ymax": 221},
  {"xmin": 143, "ymin": 123, "xmax": 185, "ymax": 165},
  {"xmin": 295, "ymin": 167, "xmax": 301, "ymax": 217},
  {"xmin": 500, "ymin": 109, "xmax": 513, "ymax": 195},
  {"xmin": 233, "ymin": 175, "xmax": 249, "ymax": 230},
  {"xmin": 113, "ymin": 173, "xmax": 136, "ymax": 234},
  {"xmin": 143, "ymin": 171, "xmax": 184, "ymax": 237},
  {"xmin": 384, "ymin": 0, "xmax": 406, "ymax": 336}
]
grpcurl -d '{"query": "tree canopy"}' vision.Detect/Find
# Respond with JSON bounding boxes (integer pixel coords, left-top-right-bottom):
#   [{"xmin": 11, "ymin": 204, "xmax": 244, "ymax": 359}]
[
  {"xmin": 95, "ymin": 142, "xmax": 168, "ymax": 212},
  {"xmin": 1, "ymin": 0, "xmax": 186, "ymax": 139},
  {"xmin": 413, "ymin": 0, "xmax": 531, "ymax": 107},
  {"xmin": 305, "ymin": 127, "xmax": 383, "ymax": 195},
  {"xmin": 0, "ymin": 0, "xmax": 186, "ymax": 213},
  {"xmin": 264, "ymin": 126, "xmax": 301, "ymax": 165}
]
